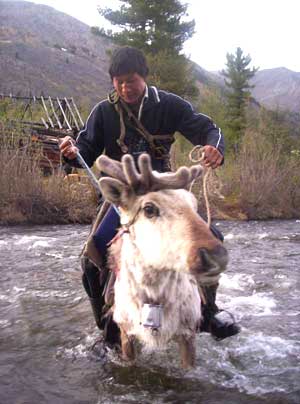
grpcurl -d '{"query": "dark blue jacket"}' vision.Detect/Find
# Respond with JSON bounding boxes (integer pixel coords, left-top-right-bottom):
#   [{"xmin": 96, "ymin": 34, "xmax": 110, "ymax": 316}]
[{"xmin": 73, "ymin": 86, "xmax": 225, "ymax": 172}]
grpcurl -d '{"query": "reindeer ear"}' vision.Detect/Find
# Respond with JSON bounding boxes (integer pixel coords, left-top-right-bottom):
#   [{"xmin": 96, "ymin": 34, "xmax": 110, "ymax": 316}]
[{"xmin": 99, "ymin": 178, "xmax": 127, "ymax": 205}]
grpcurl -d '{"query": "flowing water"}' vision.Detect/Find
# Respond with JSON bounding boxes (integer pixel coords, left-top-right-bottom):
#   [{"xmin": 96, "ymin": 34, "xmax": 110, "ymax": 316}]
[{"xmin": 0, "ymin": 220, "xmax": 299, "ymax": 404}]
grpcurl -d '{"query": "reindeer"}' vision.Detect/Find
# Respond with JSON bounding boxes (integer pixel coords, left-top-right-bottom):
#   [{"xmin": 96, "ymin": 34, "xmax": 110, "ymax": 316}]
[{"xmin": 96, "ymin": 153, "xmax": 228, "ymax": 369}]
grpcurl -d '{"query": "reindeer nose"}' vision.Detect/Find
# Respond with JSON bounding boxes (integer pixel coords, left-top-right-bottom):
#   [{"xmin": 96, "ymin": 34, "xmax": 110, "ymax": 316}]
[{"xmin": 198, "ymin": 245, "xmax": 228, "ymax": 271}]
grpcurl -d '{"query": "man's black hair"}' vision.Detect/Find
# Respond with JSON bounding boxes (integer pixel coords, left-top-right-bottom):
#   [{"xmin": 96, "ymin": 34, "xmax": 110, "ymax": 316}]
[{"xmin": 109, "ymin": 46, "xmax": 149, "ymax": 80}]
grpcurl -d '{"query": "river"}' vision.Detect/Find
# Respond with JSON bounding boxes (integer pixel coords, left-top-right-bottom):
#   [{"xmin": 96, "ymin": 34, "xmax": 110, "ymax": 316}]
[{"xmin": 0, "ymin": 220, "xmax": 299, "ymax": 404}]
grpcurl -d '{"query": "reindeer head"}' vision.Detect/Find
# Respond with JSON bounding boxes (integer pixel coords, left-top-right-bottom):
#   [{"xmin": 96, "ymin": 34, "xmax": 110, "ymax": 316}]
[{"xmin": 96, "ymin": 154, "xmax": 228, "ymax": 277}]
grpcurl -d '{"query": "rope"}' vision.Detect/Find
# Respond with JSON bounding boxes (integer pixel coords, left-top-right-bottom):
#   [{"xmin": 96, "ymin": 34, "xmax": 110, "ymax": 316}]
[
  {"xmin": 116, "ymin": 104, "xmax": 128, "ymax": 153},
  {"xmin": 113, "ymin": 94, "xmax": 174, "ymax": 159},
  {"xmin": 188, "ymin": 145, "xmax": 212, "ymax": 228}
]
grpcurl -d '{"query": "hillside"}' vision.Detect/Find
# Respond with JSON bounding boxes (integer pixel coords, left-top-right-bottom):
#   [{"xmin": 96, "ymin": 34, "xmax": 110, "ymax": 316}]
[
  {"xmin": 251, "ymin": 67, "xmax": 300, "ymax": 113},
  {"xmin": 0, "ymin": 0, "xmax": 299, "ymax": 116},
  {"xmin": 0, "ymin": 0, "xmax": 113, "ymax": 107},
  {"xmin": 209, "ymin": 67, "xmax": 300, "ymax": 114}
]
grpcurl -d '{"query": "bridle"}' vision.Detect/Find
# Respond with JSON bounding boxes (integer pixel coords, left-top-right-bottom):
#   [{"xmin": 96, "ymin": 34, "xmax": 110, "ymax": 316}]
[{"xmin": 107, "ymin": 204, "xmax": 142, "ymax": 247}]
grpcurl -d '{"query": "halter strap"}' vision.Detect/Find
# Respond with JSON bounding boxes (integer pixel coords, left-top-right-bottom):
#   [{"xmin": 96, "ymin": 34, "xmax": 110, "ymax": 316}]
[{"xmin": 108, "ymin": 90, "xmax": 174, "ymax": 159}]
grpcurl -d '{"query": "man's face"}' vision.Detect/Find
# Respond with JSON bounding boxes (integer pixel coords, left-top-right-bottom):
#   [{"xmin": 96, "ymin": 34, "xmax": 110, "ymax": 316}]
[{"xmin": 112, "ymin": 72, "xmax": 146, "ymax": 105}]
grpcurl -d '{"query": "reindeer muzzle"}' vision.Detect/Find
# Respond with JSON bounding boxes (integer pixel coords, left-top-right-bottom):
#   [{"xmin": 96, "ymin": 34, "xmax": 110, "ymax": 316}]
[{"xmin": 198, "ymin": 245, "xmax": 228, "ymax": 273}]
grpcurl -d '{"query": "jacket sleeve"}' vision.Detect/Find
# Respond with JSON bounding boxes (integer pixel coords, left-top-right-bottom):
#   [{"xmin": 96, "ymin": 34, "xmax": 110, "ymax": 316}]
[
  {"xmin": 171, "ymin": 94, "xmax": 225, "ymax": 157},
  {"xmin": 74, "ymin": 103, "xmax": 105, "ymax": 167}
]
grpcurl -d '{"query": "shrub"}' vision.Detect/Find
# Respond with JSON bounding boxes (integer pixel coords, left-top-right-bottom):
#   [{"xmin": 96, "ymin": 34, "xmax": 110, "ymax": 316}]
[
  {"xmin": 221, "ymin": 130, "xmax": 300, "ymax": 219},
  {"xmin": 171, "ymin": 129, "xmax": 300, "ymax": 220},
  {"xmin": 0, "ymin": 124, "xmax": 97, "ymax": 224}
]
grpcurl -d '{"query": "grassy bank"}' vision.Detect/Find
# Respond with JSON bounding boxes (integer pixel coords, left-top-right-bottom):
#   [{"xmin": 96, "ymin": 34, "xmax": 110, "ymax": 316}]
[
  {"xmin": 173, "ymin": 129, "xmax": 300, "ymax": 220},
  {"xmin": 0, "ymin": 125, "xmax": 97, "ymax": 225},
  {"xmin": 1, "ymin": 124, "xmax": 300, "ymax": 225}
]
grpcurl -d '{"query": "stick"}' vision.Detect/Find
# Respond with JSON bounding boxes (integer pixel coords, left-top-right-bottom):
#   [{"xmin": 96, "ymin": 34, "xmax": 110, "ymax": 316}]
[{"xmin": 75, "ymin": 150, "xmax": 102, "ymax": 195}]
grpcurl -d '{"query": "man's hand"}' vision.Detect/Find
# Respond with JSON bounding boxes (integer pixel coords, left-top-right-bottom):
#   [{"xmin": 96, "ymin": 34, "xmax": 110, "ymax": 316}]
[
  {"xmin": 202, "ymin": 145, "xmax": 223, "ymax": 169},
  {"xmin": 59, "ymin": 136, "xmax": 79, "ymax": 160}
]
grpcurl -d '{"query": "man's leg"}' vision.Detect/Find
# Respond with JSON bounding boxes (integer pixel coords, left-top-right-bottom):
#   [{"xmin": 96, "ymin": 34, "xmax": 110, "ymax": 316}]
[
  {"xmin": 82, "ymin": 205, "xmax": 121, "ymax": 345},
  {"xmin": 199, "ymin": 223, "xmax": 240, "ymax": 340},
  {"xmin": 81, "ymin": 256, "xmax": 107, "ymax": 330},
  {"xmin": 199, "ymin": 281, "xmax": 240, "ymax": 340}
]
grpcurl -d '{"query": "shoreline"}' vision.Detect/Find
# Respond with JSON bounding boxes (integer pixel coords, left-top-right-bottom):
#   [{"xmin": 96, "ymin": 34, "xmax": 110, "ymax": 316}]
[{"xmin": 1, "ymin": 213, "xmax": 299, "ymax": 227}]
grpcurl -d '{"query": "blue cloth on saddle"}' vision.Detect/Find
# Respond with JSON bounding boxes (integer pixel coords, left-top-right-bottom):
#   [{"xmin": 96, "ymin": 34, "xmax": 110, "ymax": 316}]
[{"xmin": 92, "ymin": 205, "xmax": 120, "ymax": 256}]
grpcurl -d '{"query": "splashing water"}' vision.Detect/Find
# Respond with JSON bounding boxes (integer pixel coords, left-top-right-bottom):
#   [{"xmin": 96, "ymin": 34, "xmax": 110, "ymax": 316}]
[{"xmin": 0, "ymin": 220, "xmax": 299, "ymax": 404}]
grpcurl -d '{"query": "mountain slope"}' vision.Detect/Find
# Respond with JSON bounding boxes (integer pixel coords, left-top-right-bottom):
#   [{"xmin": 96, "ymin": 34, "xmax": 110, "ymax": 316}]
[
  {"xmin": 0, "ymin": 0, "xmax": 113, "ymax": 106},
  {"xmin": 206, "ymin": 68, "xmax": 300, "ymax": 113},
  {"xmin": 251, "ymin": 67, "xmax": 300, "ymax": 113},
  {"xmin": 1, "ymin": 1, "xmax": 299, "ymax": 115}
]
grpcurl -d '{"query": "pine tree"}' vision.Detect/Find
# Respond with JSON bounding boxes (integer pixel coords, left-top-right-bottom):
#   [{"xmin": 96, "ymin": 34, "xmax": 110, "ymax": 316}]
[
  {"xmin": 222, "ymin": 47, "xmax": 258, "ymax": 153},
  {"xmin": 96, "ymin": 0, "xmax": 197, "ymax": 97}
]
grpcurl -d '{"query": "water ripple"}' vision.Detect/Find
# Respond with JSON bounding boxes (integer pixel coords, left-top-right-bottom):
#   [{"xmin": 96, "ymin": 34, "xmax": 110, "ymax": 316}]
[{"xmin": 0, "ymin": 220, "xmax": 299, "ymax": 404}]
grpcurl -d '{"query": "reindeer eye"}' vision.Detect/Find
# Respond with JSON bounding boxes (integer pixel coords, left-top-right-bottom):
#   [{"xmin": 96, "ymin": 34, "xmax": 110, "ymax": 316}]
[{"xmin": 143, "ymin": 202, "xmax": 159, "ymax": 218}]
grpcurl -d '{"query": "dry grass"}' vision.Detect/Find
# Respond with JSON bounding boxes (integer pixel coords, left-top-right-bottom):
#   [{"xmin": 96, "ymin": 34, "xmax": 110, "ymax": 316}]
[
  {"xmin": 171, "ymin": 131, "xmax": 300, "ymax": 220},
  {"xmin": 226, "ymin": 130, "xmax": 300, "ymax": 219},
  {"xmin": 0, "ymin": 126, "xmax": 97, "ymax": 225},
  {"xmin": 1, "ymin": 124, "xmax": 299, "ymax": 225}
]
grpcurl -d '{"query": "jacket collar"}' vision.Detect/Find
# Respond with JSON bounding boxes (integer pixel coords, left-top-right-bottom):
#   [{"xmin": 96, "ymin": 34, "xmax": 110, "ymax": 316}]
[
  {"xmin": 142, "ymin": 86, "xmax": 160, "ymax": 111},
  {"xmin": 107, "ymin": 85, "xmax": 160, "ymax": 118}
]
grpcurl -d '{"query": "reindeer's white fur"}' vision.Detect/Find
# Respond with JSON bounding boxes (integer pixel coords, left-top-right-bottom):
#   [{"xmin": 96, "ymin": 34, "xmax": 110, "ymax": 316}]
[
  {"xmin": 112, "ymin": 189, "xmax": 203, "ymax": 347},
  {"xmin": 97, "ymin": 154, "xmax": 226, "ymax": 366},
  {"xmin": 121, "ymin": 190, "xmax": 200, "ymax": 272},
  {"xmin": 114, "ymin": 264, "xmax": 200, "ymax": 347}
]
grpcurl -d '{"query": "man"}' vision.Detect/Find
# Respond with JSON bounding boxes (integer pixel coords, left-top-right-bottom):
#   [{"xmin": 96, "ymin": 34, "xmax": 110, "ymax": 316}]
[{"xmin": 60, "ymin": 46, "xmax": 239, "ymax": 343}]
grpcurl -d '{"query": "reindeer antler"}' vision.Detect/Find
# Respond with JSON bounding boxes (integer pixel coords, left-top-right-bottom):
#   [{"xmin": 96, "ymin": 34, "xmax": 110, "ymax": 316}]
[{"xmin": 96, "ymin": 153, "xmax": 202, "ymax": 194}]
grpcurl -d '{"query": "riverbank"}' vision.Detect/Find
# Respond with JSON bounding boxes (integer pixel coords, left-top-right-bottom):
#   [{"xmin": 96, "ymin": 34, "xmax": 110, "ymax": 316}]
[
  {"xmin": 0, "ymin": 174, "xmax": 97, "ymax": 226},
  {"xmin": 0, "ymin": 127, "xmax": 97, "ymax": 225},
  {"xmin": 1, "ymin": 164, "xmax": 300, "ymax": 225},
  {"xmin": 1, "ymin": 185, "xmax": 299, "ymax": 226},
  {"xmin": 1, "ymin": 127, "xmax": 300, "ymax": 225}
]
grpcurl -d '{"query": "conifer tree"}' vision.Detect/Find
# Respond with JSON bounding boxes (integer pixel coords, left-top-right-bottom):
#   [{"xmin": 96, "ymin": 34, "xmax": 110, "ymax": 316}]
[
  {"xmin": 96, "ymin": 0, "xmax": 197, "ymax": 97},
  {"xmin": 222, "ymin": 47, "xmax": 258, "ymax": 152}
]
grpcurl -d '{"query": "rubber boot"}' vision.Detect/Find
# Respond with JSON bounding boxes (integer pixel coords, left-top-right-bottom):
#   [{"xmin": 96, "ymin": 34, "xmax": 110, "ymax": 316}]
[
  {"xmin": 81, "ymin": 257, "xmax": 106, "ymax": 330},
  {"xmin": 200, "ymin": 283, "xmax": 240, "ymax": 340},
  {"xmin": 81, "ymin": 257, "xmax": 121, "ymax": 346},
  {"xmin": 89, "ymin": 297, "xmax": 106, "ymax": 330},
  {"xmin": 102, "ymin": 311, "xmax": 121, "ymax": 347}
]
